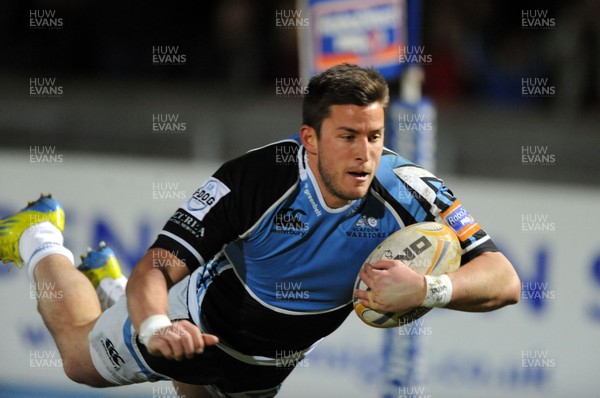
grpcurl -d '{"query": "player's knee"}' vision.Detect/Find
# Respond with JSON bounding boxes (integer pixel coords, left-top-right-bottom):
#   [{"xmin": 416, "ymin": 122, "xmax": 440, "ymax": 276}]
[
  {"xmin": 63, "ymin": 358, "xmax": 92, "ymax": 385},
  {"xmin": 62, "ymin": 356, "xmax": 109, "ymax": 387},
  {"xmin": 63, "ymin": 358, "xmax": 88, "ymax": 384}
]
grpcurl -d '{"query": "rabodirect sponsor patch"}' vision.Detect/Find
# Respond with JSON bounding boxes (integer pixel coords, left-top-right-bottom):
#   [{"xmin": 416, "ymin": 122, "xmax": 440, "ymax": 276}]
[
  {"xmin": 185, "ymin": 177, "xmax": 230, "ymax": 221},
  {"xmin": 441, "ymin": 201, "xmax": 480, "ymax": 241}
]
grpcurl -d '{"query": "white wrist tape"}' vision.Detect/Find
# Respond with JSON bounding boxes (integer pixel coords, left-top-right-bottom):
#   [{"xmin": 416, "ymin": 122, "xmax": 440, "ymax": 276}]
[
  {"xmin": 138, "ymin": 315, "xmax": 172, "ymax": 346},
  {"xmin": 422, "ymin": 274, "xmax": 453, "ymax": 308}
]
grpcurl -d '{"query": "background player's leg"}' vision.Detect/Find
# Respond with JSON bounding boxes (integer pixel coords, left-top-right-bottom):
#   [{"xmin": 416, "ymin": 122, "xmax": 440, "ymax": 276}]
[
  {"xmin": 33, "ymin": 254, "xmax": 113, "ymax": 387},
  {"xmin": 171, "ymin": 381, "xmax": 214, "ymax": 398}
]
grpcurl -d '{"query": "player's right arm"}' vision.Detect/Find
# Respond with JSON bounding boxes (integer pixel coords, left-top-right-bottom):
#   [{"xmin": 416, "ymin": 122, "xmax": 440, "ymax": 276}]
[{"xmin": 126, "ymin": 248, "xmax": 218, "ymax": 360}]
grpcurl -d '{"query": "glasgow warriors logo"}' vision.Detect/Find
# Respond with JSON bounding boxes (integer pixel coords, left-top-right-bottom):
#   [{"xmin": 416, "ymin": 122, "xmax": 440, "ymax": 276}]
[{"xmin": 346, "ymin": 215, "xmax": 386, "ymax": 239}]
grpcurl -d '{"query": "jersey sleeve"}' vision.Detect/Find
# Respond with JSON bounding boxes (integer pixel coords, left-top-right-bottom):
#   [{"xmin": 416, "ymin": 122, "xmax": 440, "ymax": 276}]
[
  {"xmin": 150, "ymin": 141, "xmax": 300, "ymax": 272},
  {"xmin": 383, "ymin": 161, "xmax": 499, "ymax": 264},
  {"xmin": 437, "ymin": 194, "xmax": 499, "ymax": 264},
  {"xmin": 150, "ymin": 166, "xmax": 240, "ymax": 272}
]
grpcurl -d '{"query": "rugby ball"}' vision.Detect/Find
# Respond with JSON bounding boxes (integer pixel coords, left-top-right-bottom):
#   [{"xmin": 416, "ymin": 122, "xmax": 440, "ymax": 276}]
[{"xmin": 353, "ymin": 222, "xmax": 461, "ymax": 328}]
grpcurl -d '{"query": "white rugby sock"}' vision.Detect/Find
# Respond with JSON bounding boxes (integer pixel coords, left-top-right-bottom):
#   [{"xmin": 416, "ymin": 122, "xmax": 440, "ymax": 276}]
[
  {"xmin": 96, "ymin": 275, "xmax": 128, "ymax": 311},
  {"xmin": 19, "ymin": 221, "xmax": 75, "ymax": 281}
]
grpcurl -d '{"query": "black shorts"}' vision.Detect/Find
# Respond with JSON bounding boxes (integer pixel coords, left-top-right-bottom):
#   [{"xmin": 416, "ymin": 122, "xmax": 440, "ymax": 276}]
[
  {"xmin": 138, "ymin": 262, "xmax": 352, "ymax": 397},
  {"xmin": 139, "ymin": 340, "xmax": 294, "ymax": 397}
]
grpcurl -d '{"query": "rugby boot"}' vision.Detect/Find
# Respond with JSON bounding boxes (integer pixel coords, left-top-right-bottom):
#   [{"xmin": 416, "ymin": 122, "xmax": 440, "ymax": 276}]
[
  {"xmin": 78, "ymin": 241, "xmax": 127, "ymax": 310},
  {"xmin": 0, "ymin": 194, "xmax": 65, "ymax": 268}
]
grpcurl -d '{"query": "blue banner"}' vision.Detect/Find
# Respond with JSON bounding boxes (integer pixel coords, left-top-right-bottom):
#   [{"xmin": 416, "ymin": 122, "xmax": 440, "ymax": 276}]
[{"xmin": 301, "ymin": 0, "xmax": 407, "ymax": 80}]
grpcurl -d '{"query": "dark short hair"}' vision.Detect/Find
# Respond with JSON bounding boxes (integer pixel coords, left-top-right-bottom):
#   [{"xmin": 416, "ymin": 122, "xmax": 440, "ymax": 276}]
[{"xmin": 302, "ymin": 63, "xmax": 389, "ymax": 135}]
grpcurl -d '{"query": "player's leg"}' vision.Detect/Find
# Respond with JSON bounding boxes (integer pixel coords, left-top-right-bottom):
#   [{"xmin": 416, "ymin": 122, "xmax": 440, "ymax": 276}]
[
  {"xmin": 0, "ymin": 195, "xmax": 112, "ymax": 386},
  {"xmin": 33, "ymin": 254, "xmax": 112, "ymax": 386}
]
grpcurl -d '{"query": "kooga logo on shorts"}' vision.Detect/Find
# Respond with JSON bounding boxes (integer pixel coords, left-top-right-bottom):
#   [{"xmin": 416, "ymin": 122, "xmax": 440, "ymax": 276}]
[
  {"xmin": 186, "ymin": 177, "xmax": 231, "ymax": 220},
  {"xmin": 101, "ymin": 338, "xmax": 124, "ymax": 370}
]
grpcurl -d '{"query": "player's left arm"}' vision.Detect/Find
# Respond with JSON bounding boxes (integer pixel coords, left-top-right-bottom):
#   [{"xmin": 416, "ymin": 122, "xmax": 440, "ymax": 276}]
[
  {"xmin": 441, "ymin": 250, "xmax": 521, "ymax": 311},
  {"xmin": 432, "ymin": 193, "xmax": 521, "ymax": 311},
  {"xmin": 358, "ymin": 210, "xmax": 521, "ymax": 313},
  {"xmin": 357, "ymin": 250, "xmax": 520, "ymax": 314},
  {"xmin": 358, "ymin": 164, "xmax": 521, "ymax": 313}
]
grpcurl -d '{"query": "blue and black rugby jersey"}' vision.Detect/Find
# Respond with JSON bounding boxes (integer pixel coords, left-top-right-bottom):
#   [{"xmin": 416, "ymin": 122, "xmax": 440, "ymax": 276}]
[{"xmin": 151, "ymin": 135, "xmax": 497, "ymax": 356}]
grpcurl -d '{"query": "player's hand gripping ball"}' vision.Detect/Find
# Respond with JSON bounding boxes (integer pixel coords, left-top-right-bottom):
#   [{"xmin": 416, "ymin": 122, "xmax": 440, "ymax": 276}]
[{"xmin": 353, "ymin": 222, "xmax": 461, "ymax": 328}]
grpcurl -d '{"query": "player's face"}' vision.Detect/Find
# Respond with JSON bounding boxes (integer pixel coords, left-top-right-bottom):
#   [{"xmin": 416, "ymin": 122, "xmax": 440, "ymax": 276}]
[{"xmin": 302, "ymin": 103, "xmax": 385, "ymax": 208}]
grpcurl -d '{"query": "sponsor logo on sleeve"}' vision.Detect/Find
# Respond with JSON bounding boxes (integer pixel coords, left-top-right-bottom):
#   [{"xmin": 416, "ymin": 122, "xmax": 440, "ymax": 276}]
[
  {"xmin": 441, "ymin": 201, "xmax": 480, "ymax": 241},
  {"xmin": 169, "ymin": 209, "xmax": 205, "ymax": 239},
  {"xmin": 185, "ymin": 177, "xmax": 231, "ymax": 221}
]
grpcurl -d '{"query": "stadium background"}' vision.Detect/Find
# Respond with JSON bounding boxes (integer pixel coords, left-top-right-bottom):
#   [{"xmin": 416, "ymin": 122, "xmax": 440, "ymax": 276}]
[{"xmin": 1, "ymin": 0, "xmax": 599, "ymax": 397}]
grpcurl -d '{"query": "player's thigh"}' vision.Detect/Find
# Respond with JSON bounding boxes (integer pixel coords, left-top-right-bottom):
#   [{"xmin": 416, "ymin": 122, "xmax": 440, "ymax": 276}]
[
  {"xmin": 172, "ymin": 381, "xmax": 214, "ymax": 398},
  {"xmin": 88, "ymin": 297, "xmax": 169, "ymax": 385}
]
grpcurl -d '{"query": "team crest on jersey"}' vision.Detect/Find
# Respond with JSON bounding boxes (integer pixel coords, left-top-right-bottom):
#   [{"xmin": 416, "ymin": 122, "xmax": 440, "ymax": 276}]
[
  {"xmin": 356, "ymin": 215, "xmax": 378, "ymax": 228},
  {"xmin": 186, "ymin": 177, "xmax": 230, "ymax": 221},
  {"xmin": 346, "ymin": 215, "xmax": 387, "ymax": 239}
]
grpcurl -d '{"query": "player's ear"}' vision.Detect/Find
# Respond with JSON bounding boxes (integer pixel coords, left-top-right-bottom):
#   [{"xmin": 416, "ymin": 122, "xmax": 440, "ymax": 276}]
[{"xmin": 300, "ymin": 125, "xmax": 318, "ymax": 155}]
